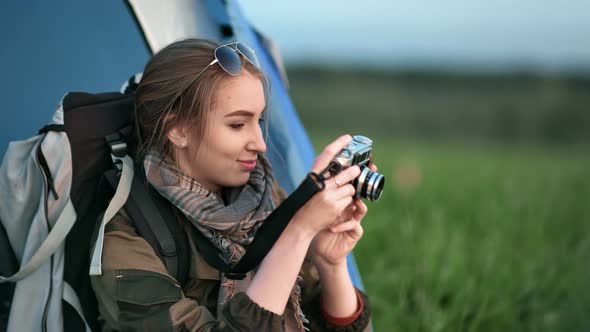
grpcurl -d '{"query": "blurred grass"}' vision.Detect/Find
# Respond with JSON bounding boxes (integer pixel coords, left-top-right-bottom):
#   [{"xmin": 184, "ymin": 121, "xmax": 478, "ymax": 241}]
[
  {"xmin": 288, "ymin": 68, "xmax": 590, "ymax": 144},
  {"xmin": 309, "ymin": 136, "xmax": 590, "ymax": 331},
  {"xmin": 290, "ymin": 67, "xmax": 590, "ymax": 331}
]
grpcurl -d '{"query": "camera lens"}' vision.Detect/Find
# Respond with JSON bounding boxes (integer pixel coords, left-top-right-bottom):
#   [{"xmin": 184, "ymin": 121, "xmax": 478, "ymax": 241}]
[{"xmin": 353, "ymin": 166, "xmax": 385, "ymax": 201}]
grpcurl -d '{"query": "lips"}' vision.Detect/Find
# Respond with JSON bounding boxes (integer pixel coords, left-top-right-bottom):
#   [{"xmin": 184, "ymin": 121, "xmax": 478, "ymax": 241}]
[{"xmin": 238, "ymin": 160, "xmax": 257, "ymax": 171}]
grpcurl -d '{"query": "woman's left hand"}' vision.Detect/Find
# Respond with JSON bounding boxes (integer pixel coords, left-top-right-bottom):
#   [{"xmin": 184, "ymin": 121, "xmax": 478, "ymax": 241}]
[
  {"xmin": 309, "ymin": 163, "xmax": 376, "ymax": 271},
  {"xmin": 309, "ymin": 197, "xmax": 367, "ymax": 271}
]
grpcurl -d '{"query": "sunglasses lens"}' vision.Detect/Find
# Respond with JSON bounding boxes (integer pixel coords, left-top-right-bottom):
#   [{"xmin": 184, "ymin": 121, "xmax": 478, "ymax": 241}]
[
  {"xmin": 215, "ymin": 45, "xmax": 241, "ymax": 75},
  {"xmin": 236, "ymin": 43, "xmax": 260, "ymax": 68}
]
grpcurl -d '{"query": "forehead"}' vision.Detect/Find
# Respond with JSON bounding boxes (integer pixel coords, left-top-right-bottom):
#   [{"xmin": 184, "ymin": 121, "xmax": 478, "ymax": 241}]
[{"xmin": 210, "ymin": 71, "xmax": 265, "ymax": 116}]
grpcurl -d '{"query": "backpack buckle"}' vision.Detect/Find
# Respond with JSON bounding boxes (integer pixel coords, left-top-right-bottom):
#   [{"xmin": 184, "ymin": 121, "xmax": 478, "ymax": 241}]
[{"xmin": 105, "ymin": 132, "xmax": 128, "ymax": 173}]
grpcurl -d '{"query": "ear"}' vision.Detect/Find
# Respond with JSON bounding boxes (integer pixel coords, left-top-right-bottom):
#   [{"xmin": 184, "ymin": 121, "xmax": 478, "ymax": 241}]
[{"xmin": 167, "ymin": 125, "xmax": 189, "ymax": 148}]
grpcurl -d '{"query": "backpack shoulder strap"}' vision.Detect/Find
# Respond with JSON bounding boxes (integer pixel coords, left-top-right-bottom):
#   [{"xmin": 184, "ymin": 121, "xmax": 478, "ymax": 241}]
[
  {"xmin": 149, "ymin": 187, "xmax": 190, "ymax": 287},
  {"xmin": 103, "ymin": 169, "xmax": 190, "ymax": 286}
]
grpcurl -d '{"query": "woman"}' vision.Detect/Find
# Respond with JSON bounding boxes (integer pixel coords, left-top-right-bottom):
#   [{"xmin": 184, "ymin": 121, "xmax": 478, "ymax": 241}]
[{"xmin": 91, "ymin": 38, "xmax": 373, "ymax": 331}]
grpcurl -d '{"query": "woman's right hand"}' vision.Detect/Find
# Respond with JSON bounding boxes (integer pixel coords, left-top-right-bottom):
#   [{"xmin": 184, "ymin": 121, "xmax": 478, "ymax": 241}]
[{"xmin": 291, "ymin": 135, "xmax": 361, "ymax": 237}]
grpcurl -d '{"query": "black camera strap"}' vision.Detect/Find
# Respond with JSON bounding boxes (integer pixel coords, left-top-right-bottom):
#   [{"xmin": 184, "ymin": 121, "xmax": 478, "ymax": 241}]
[{"xmin": 191, "ymin": 173, "xmax": 326, "ymax": 279}]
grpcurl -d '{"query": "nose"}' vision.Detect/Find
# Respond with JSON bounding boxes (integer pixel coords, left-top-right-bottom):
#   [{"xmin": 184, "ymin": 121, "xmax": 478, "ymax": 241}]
[{"xmin": 247, "ymin": 125, "xmax": 267, "ymax": 154}]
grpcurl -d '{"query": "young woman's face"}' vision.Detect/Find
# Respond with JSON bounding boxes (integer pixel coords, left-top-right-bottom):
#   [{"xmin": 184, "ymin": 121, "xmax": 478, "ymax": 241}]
[{"xmin": 181, "ymin": 70, "xmax": 267, "ymax": 194}]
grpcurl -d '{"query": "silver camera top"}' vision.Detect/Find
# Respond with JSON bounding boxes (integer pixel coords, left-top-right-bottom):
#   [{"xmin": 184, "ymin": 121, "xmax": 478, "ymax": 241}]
[
  {"xmin": 326, "ymin": 135, "xmax": 384, "ymax": 201},
  {"xmin": 333, "ymin": 135, "xmax": 373, "ymax": 168}
]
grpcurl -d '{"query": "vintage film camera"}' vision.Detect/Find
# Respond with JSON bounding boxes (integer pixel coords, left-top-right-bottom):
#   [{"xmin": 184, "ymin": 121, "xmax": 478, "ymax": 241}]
[{"xmin": 328, "ymin": 135, "xmax": 384, "ymax": 201}]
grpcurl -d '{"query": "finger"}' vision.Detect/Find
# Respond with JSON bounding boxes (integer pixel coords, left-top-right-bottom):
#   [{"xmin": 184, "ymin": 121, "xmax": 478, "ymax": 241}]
[
  {"xmin": 342, "ymin": 203, "xmax": 357, "ymax": 219},
  {"xmin": 311, "ymin": 135, "xmax": 352, "ymax": 173},
  {"xmin": 353, "ymin": 199, "xmax": 368, "ymax": 221},
  {"xmin": 336, "ymin": 196, "xmax": 354, "ymax": 212},
  {"xmin": 325, "ymin": 165, "xmax": 360, "ymax": 190},
  {"xmin": 369, "ymin": 163, "xmax": 378, "ymax": 172},
  {"xmin": 329, "ymin": 219, "xmax": 357, "ymax": 233},
  {"xmin": 330, "ymin": 221, "xmax": 364, "ymax": 240},
  {"xmin": 326, "ymin": 174, "xmax": 341, "ymax": 190},
  {"xmin": 333, "ymin": 183, "xmax": 355, "ymax": 200},
  {"xmin": 352, "ymin": 223, "xmax": 364, "ymax": 239},
  {"xmin": 332, "ymin": 165, "xmax": 361, "ymax": 186}
]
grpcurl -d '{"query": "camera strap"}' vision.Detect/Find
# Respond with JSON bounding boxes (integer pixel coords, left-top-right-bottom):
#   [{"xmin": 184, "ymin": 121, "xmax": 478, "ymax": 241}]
[
  {"xmin": 191, "ymin": 172, "xmax": 326, "ymax": 280},
  {"xmin": 309, "ymin": 161, "xmax": 342, "ymax": 187}
]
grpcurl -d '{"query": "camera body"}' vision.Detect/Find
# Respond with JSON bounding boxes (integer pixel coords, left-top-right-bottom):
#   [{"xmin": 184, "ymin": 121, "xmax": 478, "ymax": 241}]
[
  {"xmin": 332, "ymin": 135, "xmax": 374, "ymax": 169},
  {"xmin": 329, "ymin": 135, "xmax": 384, "ymax": 201}
]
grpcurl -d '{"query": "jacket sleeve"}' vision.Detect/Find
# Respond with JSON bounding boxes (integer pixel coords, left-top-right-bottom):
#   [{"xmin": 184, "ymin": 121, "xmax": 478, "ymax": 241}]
[
  {"xmin": 299, "ymin": 260, "xmax": 372, "ymax": 332},
  {"xmin": 90, "ymin": 212, "xmax": 284, "ymax": 332}
]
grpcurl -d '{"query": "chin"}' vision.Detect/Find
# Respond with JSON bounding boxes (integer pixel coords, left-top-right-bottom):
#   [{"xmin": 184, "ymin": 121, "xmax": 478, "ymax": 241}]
[{"xmin": 223, "ymin": 176, "xmax": 250, "ymax": 189}]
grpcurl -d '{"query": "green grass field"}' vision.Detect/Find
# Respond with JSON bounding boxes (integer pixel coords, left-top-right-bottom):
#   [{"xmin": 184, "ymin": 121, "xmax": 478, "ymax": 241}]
[{"xmin": 309, "ymin": 136, "xmax": 590, "ymax": 331}]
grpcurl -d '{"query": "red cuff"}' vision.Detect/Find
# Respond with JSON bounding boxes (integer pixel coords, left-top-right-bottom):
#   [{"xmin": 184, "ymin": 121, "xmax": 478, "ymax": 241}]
[{"xmin": 321, "ymin": 288, "xmax": 364, "ymax": 327}]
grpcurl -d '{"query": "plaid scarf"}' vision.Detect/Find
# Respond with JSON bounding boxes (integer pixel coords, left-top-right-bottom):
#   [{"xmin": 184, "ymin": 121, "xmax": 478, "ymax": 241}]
[{"xmin": 144, "ymin": 151, "xmax": 308, "ymax": 331}]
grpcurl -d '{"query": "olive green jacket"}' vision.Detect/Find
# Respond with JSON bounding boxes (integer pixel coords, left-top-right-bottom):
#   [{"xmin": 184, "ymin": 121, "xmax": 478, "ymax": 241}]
[{"xmin": 90, "ymin": 187, "xmax": 371, "ymax": 332}]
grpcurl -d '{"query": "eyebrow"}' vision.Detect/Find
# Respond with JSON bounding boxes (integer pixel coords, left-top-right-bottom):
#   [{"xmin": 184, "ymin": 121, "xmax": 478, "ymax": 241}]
[{"xmin": 225, "ymin": 110, "xmax": 265, "ymax": 118}]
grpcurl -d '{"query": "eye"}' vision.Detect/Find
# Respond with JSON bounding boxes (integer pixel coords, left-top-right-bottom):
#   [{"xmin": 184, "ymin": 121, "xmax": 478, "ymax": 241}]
[
  {"xmin": 258, "ymin": 117, "xmax": 265, "ymax": 124},
  {"xmin": 230, "ymin": 123, "xmax": 245, "ymax": 129}
]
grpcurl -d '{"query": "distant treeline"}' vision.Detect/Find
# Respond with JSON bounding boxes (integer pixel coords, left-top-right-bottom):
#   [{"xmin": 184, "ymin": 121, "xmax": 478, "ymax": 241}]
[{"xmin": 286, "ymin": 67, "xmax": 590, "ymax": 144}]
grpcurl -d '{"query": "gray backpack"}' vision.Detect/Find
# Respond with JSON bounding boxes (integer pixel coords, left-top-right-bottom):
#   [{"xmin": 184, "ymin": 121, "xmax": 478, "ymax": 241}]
[{"xmin": 0, "ymin": 83, "xmax": 191, "ymax": 332}]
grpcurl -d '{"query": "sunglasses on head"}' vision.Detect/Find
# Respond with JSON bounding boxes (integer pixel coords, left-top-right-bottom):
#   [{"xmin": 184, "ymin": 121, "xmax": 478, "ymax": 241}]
[
  {"xmin": 168, "ymin": 41, "xmax": 260, "ymax": 109},
  {"xmin": 192, "ymin": 41, "xmax": 260, "ymax": 83},
  {"xmin": 211, "ymin": 41, "xmax": 260, "ymax": 75}
]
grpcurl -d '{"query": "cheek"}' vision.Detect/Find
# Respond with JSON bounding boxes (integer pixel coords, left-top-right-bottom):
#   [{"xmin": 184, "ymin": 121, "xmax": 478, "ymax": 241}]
[
  {"xmin": 218, "ymin": 126, "xmax": 249, "ymax": 154},
  {"xmin": 197, "ymin": 132, "xmax": 240, "ymax": 167}
]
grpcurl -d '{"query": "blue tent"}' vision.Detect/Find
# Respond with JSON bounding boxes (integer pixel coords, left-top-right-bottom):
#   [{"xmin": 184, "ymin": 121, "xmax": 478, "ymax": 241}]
[{"xmin": 1, "ymin": 0, "xmax": 367, "ymax": 322}]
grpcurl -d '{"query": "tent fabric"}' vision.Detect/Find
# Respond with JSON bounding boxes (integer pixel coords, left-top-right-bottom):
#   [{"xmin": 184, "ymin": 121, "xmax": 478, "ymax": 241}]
[{"xmin": 0, "ymin": 1, "xmax": 367, "ymax": 319}]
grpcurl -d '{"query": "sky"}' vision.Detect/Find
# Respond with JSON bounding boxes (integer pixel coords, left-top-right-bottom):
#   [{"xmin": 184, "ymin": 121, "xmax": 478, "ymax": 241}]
[{"xmin": 240, "ymin": 1, "xmax": 590, "ymax": 72}]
